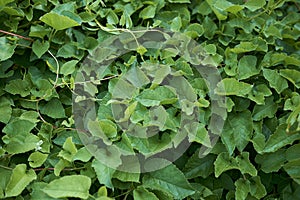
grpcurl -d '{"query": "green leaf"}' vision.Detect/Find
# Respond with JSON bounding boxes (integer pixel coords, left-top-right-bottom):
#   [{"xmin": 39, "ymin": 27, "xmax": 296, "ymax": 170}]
[
  {"xmin": 40, "ymin": 98, "xmax": 66, "ymax": 118},
  {"xmin": 54, "ymin": 159, "xmax": 71, "ymax": 176},
  {"xmin": 252, "ymin": 97, "xmax": 277, "ymax": 121},
  {"xmin": 286, "ymin": 144, "xmax": 300, "ymax": 161},
  {"xmin": 136, "ymin": 86, "xmax": 177, "ymax": 106},
  {"xmin": 0, "ymin": 37, "xmax": 16, "ymax": 61},
  {"xmin": 214, "ymin": 152, "xmax": 237, "ymax": 177},
  {"xmin": 28, "ymin": 151, "xmax": 48, "ymax": 168},
  {"xmin": 255, "ymin": 149, "xmax": 286, "ymax": 173},
  {"xmin": 60, "ymin": 60, "xmax": 78, "ymax": 75},
  {"xmin": 249, "ymin": 176, "xmax": 267, "ymax": 199},
  {"xmin": 235, "ymin": 178, "xmax": 250, "ymax": 200},
  {"xmin": 92, "ymin": 159, "xmax": 115, "ymax": 189},
  {"xmin": 43, "ymin": 175, "xmax": 91, "ymax": 199},
  {"xmin": 88, "ymin": 119, "xmax": 117, "ymax": 139},
  {"xmin": 5, "ymin": 164, "xmax": 36, "ymax": 197},
  {"xmin": 183, "ymin": 152, "xmax": 216, "ymax": 179},
  {"xmin": 29, "ymin": 182, "xmax": 57, "ymax": 200},
  {"xmin": 113, "ymin": 171, "xmax": 140, "ymax": 183},
  {"xmin": 125, "ymin": 65, "xmax": 150, "ymax": 88},
  {"xmin": 206, "ymin": 0, "xmax": 227, "ymax": 20},
  {"xmin": 283, "ymin": 159, "xmax": 300, "ymax": 184},
  {"xmin": 32, "ymin": 40, "xmax": 49, "ymax": 58},
  {"xmin": 143, "ymin": 163, "xmax": 195, "ymax": 199},
  {"xmin": 237, "ymin": 55, "xmax": 259, "ymax": 80},
  {"xmin": 279, "ymin": 69, "xmax": 300, "ymax": 89},
  {"xmin": 4, "ymin": 79, "xmax": 31, "ymax": 97},
  {"xmin": 40, "ymin": 12, "xmax": 80, "ymax": 30},
  {"xmin": 170, "ymin": 16, "xmax": 182, "ymax": 32},
  {"xmin": 184, "ymin": 23, "xmax": 204, "ymax": 38},
  {"xmin": 3, "ymin": 118, "xmax": 36, "ymax": 136},
  {"xmin": 29, "ymin": 25, "xmax": 51, "ymax": 39},
  {"xmin": 236, "ymin": 152, "xmax": 257, "ymax": 176},
  {"xmin": 244, "ymin": 0, "xmax": 266, "ymax": 11},
  {"xmin": 203, "ymin": 16, "xmax": 218, "ymax": 39},
  {"xmin": 106, "ymin": 10, "xmax": 119, "ymax": 24},
  {"xmin": 73, "ymin": 147, "xmax": 92, "ymax": 162},
  {"xmin": 56, "ymin": 43, "xmax": 84, "ymax": 59},
  {"xmin": 2, "ymin": 119, "xmax": 40, "ymax": 154},
  {"xmin": 215, "ymin": 78, "xmax": 252, "ymax": 97},
  {"xmin": 286, "ymin": 104, "xmax": 300, "ymax": 133},
  {"xmin": 58, "ymin": 137, "xmax": 77, "ymax": 162},
  {"xmin": 214, "ymin": 152, "xmax": 257, "ymax": 178},
  {"xmin": 145, "ymin": 105, "xmax": 168, "ymax": 130},
  {"xmin": 133, "ymin": 187, "xmax": 159, "ymax": 200},
  {"xmin": 251, "ymin": 121, "xmax": 266, "ymax": 154},
  {"xmin": 221, "ymin": 111, "xmax": 253, "ymax": 155},
  {"xmin": 0, "ymin": 0, "xmax": 14, "ymax": 6},
  {"xmin": 0, "ymin": 96, "xmax": 12, "ymax": 123},
  {"xmin": 231, "ymin": 42, "xmax": 258, "ymax": 53},
  {"xmin": 187, "ymin": 122, "xmax": 211, "ymax": 146},
  {"xmin": 109, "ymin": 78, "xmax": 137, "ymax": 99},
  {"xmin": 0, "ymin": 168, "xmax": 11, "ymax": 198},
  {"xmin": 139, "ymin": 5, "xmax": 156, "ymax": 19},
  {"xmin": 97, "ymin": 186, "xmax": 108, "ymax": 197},
  {"xmin": 93, "ymin": 119, "xmax": 117, "ymax": 138},
  {"xmin": 263, "ymin": 125, "xmax": 300, "ymax": 153},
  {"xmin": 248, "ymin": 84, "xmax": 272, "ymax": 105},
  {"xmin": 168, "ymin": 0, "xmax": 190, "ymax": 3},
  {"xmin": 263, "ymin": 68, "xmax": 288, "ymax": 93},
  {"xmin": 204, "ymin": 44, "xmax": 217, "ymax": 55},
  {"xmin": 3, "ymin": 133, "xmax": 40, "ymax": 154}
]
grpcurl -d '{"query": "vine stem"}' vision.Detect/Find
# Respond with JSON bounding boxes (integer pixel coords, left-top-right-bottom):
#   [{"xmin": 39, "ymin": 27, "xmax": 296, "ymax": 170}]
[
  {"xmin": 0, "ymin": 165, "xmax": 86, "ymax": 172},
  {"xmin": 33, "ymin": 166, "xmax": 86, "ymax": 171},
  {"xmin": 47, "ymin": 50, "xmax": 60, "ymax": 88},
  {"xmin": 0, "ymin": 165, "xmax": 13, "ymax": 170},
  {"xmin": 0, "ymin": 29, "xmax": 34, "ymax": 42}
]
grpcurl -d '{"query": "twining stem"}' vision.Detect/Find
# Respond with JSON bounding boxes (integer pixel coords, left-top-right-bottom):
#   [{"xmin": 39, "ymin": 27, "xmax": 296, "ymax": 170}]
[
  {"xmin": 0, "ymin": 165, "xmax": 86, "ymax": 172},
  {"xmin": 0, "ymin": 165, "xmax": 13, "ymax": 170},
  {"xmin": 0, "ymin": 29, "xmax": 34, "ymax": 42},
  {"xmin": 33, "ymin": 166, "xmax": 86, "ymax": 171},
  {"xmin": 47, "ymin": 50, "xmax": 60, "ymax": 88}
]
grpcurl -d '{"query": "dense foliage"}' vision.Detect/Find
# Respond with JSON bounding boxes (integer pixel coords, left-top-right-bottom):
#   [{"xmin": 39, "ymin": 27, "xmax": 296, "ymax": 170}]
[{"xmin": 0, "ymin": 0, "xmax": 300, "ymax": 199}]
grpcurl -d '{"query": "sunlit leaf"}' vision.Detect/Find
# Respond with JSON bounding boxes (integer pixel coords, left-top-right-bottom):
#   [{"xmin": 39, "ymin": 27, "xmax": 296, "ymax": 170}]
[
  {"xmin": 5, "ymin": 164, "xmax": 36, "ymax": 197},
  {"xmin": 40, "ymin": 12, "xmax": 80, "ymax": 30}
]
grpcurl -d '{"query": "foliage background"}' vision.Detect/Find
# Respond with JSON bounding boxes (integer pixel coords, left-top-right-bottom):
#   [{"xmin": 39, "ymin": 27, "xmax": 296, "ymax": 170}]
[{"xmin": 0, "ymin": 0, "xmax": 300, "ymax": 199}]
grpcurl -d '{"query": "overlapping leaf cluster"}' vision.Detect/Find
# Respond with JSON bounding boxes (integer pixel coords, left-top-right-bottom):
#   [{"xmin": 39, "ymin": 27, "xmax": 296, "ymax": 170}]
[{"xmin": 0, "ymin": 0, "xmax": 300, "ymax": 199}]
